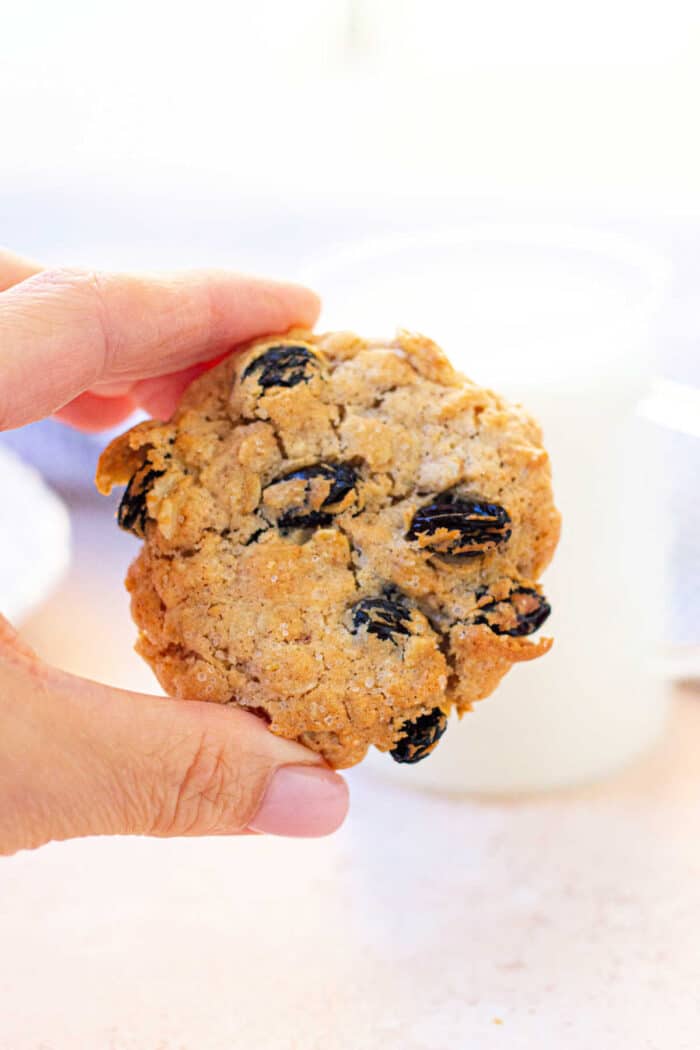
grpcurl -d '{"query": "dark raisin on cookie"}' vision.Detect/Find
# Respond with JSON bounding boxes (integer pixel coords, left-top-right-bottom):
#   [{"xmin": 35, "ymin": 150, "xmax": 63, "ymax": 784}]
[
  {"xmin": 118, "ymin": 466, "xmax": 165, "ymax": 537},
  {"xmin": 351, "ymin": 595, "xmax": 412, "ymax": 642},
  {"xmin": 407, "ymin": 492, "xmax": 511, "ymax": 557},
  {"xmin": 269, "ymin": 462, "xmax": 358, "ymax": 530},
  {"xmin": 473, "ymin": 586, "xmax": 551, "ymax": 636},
  {"xmin": 244, "ymin": 527, "xmax": 268, "ymax": 546},
  {"xmin": 241, "ymin": 344, "xmax": 320, "ymax": 389},
  {"xmin": 390, "ymin": 708, "xmax": 448, "ymax": 764}
]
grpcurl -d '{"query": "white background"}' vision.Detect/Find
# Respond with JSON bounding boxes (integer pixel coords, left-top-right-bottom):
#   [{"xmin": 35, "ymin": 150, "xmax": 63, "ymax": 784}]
[{"xmin": 1, "ymin": 0, "xmax": 700, "ymax": 211}]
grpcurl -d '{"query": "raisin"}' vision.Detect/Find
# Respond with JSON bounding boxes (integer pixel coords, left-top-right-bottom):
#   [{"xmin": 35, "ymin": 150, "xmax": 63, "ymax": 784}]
[
  {"xmin": 390, "ymin": 708, "xmax": 448, "ymax": 764},
  {"xmin": 268, "ymin": 462, "xmax": 358, "ymax": 530},
  {"xmin": 406, "ymin": 492, "xmax": 511, "ymax": 557},
  {"xmin": 241, "ymin": 344, "xmax": 319, "ymax": 389},
  {"xmin": 473, "ymin": 586, "xmax": 551, "ymax": 637},
  {"xmin": 351, "ymin": 596, "xmax": 412, "ymax": 642},
  {"xmin": 117, "ymin": 465, "xmax": 164, "ymax": 537}
]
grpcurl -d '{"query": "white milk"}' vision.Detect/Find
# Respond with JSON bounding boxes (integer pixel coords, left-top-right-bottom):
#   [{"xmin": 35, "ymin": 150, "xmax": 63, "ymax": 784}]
[{"xmin": 300, "ymin": 226, "xmax": 672, "ymax": 792}]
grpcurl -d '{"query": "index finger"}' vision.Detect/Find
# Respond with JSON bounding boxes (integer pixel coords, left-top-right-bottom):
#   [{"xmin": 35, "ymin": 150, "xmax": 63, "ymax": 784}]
[{"xmin": 0, "ymin": 267, "xmax": 320, "ymax": 431}]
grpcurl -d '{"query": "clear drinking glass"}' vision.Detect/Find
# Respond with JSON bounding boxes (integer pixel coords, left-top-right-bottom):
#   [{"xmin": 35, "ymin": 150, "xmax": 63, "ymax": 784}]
[{"xmin": 299, "ymin": 225, "xmax": 698, "ymax": 793}]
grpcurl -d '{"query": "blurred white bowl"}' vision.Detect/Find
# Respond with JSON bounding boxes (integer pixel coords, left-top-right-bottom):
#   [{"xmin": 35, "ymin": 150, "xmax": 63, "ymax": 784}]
[{"xmin": 0, "ymin": 445, "xmax": 71, "ymax": 624}]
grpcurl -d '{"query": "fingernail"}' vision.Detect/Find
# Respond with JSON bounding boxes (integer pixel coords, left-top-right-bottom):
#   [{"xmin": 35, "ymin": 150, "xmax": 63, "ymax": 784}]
[{"xmin": 248, "ymin": 764, "xmax": 349, "ymax": 838}]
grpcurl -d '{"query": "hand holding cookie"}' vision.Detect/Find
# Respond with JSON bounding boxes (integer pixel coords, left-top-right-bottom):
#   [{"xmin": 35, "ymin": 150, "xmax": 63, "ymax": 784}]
[{"xmin": 0, "ymin": 250, "xmax": 349, "ymax": 856}]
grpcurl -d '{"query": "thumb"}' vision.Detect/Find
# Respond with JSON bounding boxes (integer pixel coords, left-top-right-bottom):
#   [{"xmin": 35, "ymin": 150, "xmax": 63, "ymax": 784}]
[{"xmin": 0, "ymin": 619, "xmax": 348, "ymax": 855}]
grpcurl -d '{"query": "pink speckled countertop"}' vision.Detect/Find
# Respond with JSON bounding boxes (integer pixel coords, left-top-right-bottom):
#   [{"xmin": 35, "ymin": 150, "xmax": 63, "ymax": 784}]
[{"xmin": 1, "ymin": 502, "xmax": 699, "ymax": 1050}]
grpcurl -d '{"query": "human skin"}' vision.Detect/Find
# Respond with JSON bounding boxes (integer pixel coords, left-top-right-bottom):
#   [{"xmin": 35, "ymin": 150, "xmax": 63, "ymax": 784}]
[{"xmin": 0, "ymin": 248, "xmax": 349, "ymax": 856}]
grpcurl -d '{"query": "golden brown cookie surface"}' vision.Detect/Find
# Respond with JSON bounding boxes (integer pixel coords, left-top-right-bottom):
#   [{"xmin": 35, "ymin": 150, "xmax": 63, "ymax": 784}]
[{"xmin": 97, "ymin": 329, "xmax": 560, "ymax": 768}]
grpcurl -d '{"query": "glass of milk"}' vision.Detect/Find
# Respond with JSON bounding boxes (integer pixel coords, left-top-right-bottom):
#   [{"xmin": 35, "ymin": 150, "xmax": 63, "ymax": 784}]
[{"xmin": 300, "ymin": 225, "xmax": 696, "ymax": 793}]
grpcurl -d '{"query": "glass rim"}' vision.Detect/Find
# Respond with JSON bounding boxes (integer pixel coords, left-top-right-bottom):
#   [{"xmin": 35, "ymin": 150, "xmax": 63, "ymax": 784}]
[{"xmin": 299, "ymin": 220, "xmax": 673, "ymax": 331}]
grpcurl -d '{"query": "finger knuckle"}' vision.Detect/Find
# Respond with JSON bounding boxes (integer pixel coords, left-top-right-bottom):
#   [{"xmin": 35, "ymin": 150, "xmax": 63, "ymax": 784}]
[
  {"xmin": 42, "ymin": 267, "xmax": 115, "ymax": 375},
  {"xmin": 33, "ymin": 265, "xmax": 103, "ymax": 294},
  {"xmin": 155, "ymin": 731, "xmax": 247, "ymax": 836}
]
